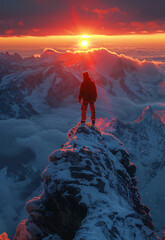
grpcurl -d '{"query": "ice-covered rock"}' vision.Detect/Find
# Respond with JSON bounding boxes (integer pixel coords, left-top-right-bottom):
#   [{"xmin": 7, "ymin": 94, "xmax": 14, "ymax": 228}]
[{"xmin": 14, "ymin": 123, "xmax": 160, "ymax": 240}]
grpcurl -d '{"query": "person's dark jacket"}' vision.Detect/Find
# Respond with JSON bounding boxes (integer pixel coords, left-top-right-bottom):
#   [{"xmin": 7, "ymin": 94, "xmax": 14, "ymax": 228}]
[{"xmin": 79, "ymin": 78, "xmax": 97, "ymax": 103}]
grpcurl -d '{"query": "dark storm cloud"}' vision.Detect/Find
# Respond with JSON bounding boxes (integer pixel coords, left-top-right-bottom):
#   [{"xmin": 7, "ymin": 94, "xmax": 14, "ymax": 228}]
[
  {"xmin": 0, "ymin": 0, "xmax": 71, "ymax": 35},
  {"xmin": 0, "ymin": 0, "xmax": 66, "ymax": 18},
  {"xmin": 0, "ymin": 0, "xmax": 165, "ymax": 36},
  {"xmin": 120, "ymin": 0, "xmax": 165, "ymax": 22}
]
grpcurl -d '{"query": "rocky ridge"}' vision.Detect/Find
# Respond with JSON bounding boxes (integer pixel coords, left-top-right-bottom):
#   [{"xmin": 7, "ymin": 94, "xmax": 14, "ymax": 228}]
[{"xmin": 14, "ymin": 123, "xmax": 160, "ymax": 240}]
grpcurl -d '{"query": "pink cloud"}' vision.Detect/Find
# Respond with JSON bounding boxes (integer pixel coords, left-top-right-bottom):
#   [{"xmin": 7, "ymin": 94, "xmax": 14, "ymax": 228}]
[
  {"xmin": 118, "ymin": 22, "xmax": 127, "ymax": 26},
  {"xmin": 130, "ymin": 21, "xmax": 159, "ymax": 30},
  {"xmin": 32, "ymin": 28, "xmax": 40, "ymax": 32},
  {"xmin": 5, "ymin": 29, "xmax": 14, "ymax": 35},
  {"xmin": 82, "ymin": 6, "xmax": 125, "ymax": 18},
  {"xmin": 18, "ymin": 21, "xmax": 24, "ymax": 26}
]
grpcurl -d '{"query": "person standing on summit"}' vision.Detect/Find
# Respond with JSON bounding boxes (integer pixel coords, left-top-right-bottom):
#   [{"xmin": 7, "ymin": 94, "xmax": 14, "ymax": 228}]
[{"xmin": 78, "ymin": 72, "xmax": 97, "ymax": 125}]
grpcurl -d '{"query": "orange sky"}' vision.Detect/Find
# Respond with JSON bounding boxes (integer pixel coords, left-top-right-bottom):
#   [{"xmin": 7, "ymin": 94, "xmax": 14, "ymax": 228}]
[{"xmin": 0, "ymin": 34, "xmax": 165, "ymax": 51}]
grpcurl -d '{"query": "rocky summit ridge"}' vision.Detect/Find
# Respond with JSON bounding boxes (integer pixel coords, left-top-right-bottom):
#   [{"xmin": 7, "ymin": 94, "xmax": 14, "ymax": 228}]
[{"xmin": 13, "ymin": 123, "xmax": 160, "ymax": 240}]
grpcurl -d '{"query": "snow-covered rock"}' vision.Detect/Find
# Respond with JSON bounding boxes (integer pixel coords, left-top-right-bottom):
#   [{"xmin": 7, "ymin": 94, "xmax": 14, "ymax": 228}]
[
  {"xmin": 98, "ymin": 105, "xmax": 165, "ymax": 235},
  {"xmin": 101, "ymin": 106, "xmax": 165, "ymax": 187},
  {"xmin": 14, "ymin": 123, "xmax": 160, "ymax": 240}
]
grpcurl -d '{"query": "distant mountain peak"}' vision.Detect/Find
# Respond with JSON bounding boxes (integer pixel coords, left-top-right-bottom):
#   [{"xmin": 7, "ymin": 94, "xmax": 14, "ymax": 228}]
[
  {"xmin": 0, "ymin": 51, "xmax": 22, "ymax": 62},
  {"xmin": 135, "ymin": 105, "xmax": 161, "ymax": 123}
]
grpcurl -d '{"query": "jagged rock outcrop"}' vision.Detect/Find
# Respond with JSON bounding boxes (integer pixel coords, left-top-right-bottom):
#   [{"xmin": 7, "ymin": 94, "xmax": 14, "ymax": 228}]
[
  {"xmin": 14, "ymin": 123, "xmax": 160, "ymax": 240},
  {"xmin": 101, "ymin": 106, "xmax": 165, "ymax": 187},
  {"xmin": 101, "ymin": 106, "xmax": 165, "ymax": 235}
]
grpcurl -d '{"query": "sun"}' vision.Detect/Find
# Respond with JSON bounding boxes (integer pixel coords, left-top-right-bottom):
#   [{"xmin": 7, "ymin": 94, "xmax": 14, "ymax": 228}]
[{"xmin": 80, "ymin": 39, "xmax": 89, "ymax": 47}]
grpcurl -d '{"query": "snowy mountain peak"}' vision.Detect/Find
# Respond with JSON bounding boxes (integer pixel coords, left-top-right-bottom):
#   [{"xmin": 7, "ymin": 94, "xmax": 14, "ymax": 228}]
[
  {"xmin": 14, "ymin": 123, "xmax": 159, "ymax": 240},
  {"xmin": 0, "ymin": 51, "xmax": 22, "ymax": 62},
  {"xmin": 135, "ymin": 105, "xmax": 161, "ymax": 123}
]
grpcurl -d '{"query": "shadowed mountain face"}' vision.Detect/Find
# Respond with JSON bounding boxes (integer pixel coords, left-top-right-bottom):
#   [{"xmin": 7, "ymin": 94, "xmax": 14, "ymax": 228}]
[
  {"xmin": 0, "ymin": 48, "xmax": 165, "ymax": 119},
  {"xmin": 14, "ymin": 124, "xmax": 159, "ymax": 240},
  {"xmin": 100, "ymin": 106, "xmax": 165, "ymax": 187},
  {"xmin": 98, "ymin": 106, "xmax": 165, "ymax": 235}
]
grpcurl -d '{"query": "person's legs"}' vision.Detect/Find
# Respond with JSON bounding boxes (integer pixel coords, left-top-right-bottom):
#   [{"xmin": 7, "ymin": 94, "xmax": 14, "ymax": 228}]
[
  {"xmin": 89, "ymin": 103, "xmax": 96, "ymax": 125},
  {"xmin": 81, "ymin": 102, "xmax": 88, "ymax": 123}
]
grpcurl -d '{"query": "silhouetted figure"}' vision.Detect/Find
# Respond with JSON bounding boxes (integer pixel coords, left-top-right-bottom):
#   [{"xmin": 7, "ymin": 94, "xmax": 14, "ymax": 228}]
[{"xmin": 79, "ymin": 72, "xmax": 97, "ymax": 125}]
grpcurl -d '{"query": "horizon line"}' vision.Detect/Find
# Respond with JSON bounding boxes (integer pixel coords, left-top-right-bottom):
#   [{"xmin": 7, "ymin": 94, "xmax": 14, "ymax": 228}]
[{"xmin": 1, "ymin": 33, "xmax": 165, "ymax": 39}]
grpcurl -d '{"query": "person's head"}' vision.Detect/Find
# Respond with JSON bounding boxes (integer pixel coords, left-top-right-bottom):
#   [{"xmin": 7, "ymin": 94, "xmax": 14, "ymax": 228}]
[{"xmin": 83, "ymin": 72, "xmax": 90, "ymax": 81}]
